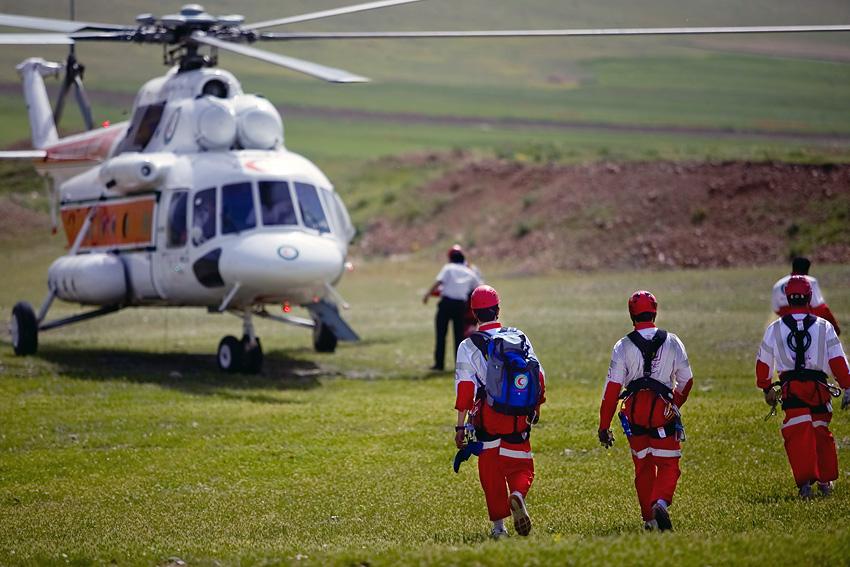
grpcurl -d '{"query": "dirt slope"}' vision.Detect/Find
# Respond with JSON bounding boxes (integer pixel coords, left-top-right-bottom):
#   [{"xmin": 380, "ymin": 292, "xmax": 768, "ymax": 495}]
[{"xmin": 356, "ymin": 159, "xmax": 850, "ymax": 270}]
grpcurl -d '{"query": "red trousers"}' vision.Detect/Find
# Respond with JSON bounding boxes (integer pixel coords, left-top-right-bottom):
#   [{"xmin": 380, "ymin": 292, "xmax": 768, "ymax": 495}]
[
  {"xmin": 628, "ymin": 434, "xmax": 681, "ymax": 521},
  {"xmin": 477, "ymin": 443, "xmax": 535, "ymax": 521},
  {"xmin": 781, "ymin": 407, "xmax": 838, "ymax": 487}
]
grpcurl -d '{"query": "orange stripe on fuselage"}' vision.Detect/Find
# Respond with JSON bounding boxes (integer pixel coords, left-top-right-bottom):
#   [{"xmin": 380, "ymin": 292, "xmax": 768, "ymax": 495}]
[{"xmin": 61, "ymin": 196, "xmax": 155, "ymax": 249}]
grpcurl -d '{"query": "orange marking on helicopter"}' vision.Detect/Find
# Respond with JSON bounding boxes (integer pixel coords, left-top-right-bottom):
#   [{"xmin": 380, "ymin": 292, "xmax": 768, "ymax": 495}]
[
  {"xmin": 244, "ymin": 159, "xmax": 269, "ymax": 172},
  {"xmin": 61, "ymin": 196, "xmax": 156, "ymax": 250}
]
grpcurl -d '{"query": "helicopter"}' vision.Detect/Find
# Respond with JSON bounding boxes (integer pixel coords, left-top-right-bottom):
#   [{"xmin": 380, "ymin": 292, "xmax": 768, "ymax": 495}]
[{"xmin": 2, "ymin": 1, "xmax": 848, "ymax": 373}]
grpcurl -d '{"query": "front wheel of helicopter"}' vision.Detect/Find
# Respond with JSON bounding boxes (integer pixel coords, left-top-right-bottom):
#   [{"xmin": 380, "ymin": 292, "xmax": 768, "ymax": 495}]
[
  {"xmin": 11, "ymin": 301, "xmax": 38, "ymax": 356},
  {"xmin": 217, "ymin": 335, "xmax": 243, "ymax": 373},
  {"xmin": 313, "ymin": 322, "xmax": 338, "ymax": 353}
]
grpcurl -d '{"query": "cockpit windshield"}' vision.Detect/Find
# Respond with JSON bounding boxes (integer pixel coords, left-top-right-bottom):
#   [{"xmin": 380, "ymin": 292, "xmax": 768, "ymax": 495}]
[
  {"xmin": 213, "ymin": 180, "xmax": 334, "ymax": 237},
  {"xmin": 221, "ymin": 182, "xmax": 256, "ymax": 234},
  {"xmin": 295, "ymin": 182, "xmax": 330, "ymax": 234},
  {"xmin": 259, "ymin": 181, "xmax": 297, "ymax": 226}
]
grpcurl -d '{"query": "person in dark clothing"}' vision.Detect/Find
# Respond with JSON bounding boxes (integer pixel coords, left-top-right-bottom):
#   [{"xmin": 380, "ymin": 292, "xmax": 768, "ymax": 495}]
[{"xmin": 423, "ymin": 246, "xmax": 481, "ymax": 371}]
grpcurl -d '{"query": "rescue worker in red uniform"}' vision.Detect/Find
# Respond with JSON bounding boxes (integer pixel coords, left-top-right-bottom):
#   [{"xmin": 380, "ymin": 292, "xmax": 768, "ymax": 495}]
[
  {"xmin": 772, "ymin": 257, "xmax": 849, "ymax": 410},
  {"xmin": 454, "ymin": 285, "xmax": 546, "ymax": 539},
  {"xmin": 598, "ymin": 291, "xmax": 694, "ymax": 531},
  {"xmin": 772, "ymin": 257, "xmax": 840, "ymax": 335},
  {"xmin": 756, "ymin": 275, "xmax": 850, "ymax": 497}
]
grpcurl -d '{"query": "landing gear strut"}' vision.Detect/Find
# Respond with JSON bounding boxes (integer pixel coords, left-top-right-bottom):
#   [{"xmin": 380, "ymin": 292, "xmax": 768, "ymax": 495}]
[{"xmin": 218, "ymin": 310, "xmax": 263, "ymax": 374}]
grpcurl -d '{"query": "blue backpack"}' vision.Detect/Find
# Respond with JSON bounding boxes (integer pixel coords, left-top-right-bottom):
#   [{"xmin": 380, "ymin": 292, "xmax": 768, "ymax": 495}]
[{"xmin": 471, "ymin": 327, "xmax": 541, "ymax": 416}]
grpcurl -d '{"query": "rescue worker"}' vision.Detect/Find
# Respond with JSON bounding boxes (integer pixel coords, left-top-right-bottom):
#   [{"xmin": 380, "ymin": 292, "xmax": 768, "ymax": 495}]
[
  {"xmin": 772, "ymin": 257, "xmax": 848, "ymax": 409},
  {"xmin": 424, "ymin": 245, "xmax": 481, "ymax": 371},
  {"xmin": 772, "ymin": 257, "xmax": 840, "ymax": 335},
  {"xmin": 454, "ymin": 285, "xmax": 545, "ymax": 539},
  {"xmin": 597, "ymin": 291, "xmax": 693, "ymax": 531},
  {"xmin": 756, "ymin": 275, "xmax": 850, "ymax": 497}
]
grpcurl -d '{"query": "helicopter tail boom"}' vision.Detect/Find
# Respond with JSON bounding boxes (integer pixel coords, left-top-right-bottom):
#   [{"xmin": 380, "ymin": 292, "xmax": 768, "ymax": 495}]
[{"xmin": 16, "ymin": 57, "xmax": 62, "ymax": 149}]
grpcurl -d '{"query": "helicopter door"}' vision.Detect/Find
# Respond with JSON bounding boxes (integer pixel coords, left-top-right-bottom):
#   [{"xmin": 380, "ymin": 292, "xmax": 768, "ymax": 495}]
[{"xmin": 154, "ymin": 189, "xmax": 191, "ymax": 300}]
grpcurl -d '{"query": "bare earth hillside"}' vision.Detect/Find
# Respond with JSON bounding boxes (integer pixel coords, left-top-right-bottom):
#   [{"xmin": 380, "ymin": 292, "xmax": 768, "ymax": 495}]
[{"xmin": 357, "ymin": 158, "xmax": 850, "ymax": 270}]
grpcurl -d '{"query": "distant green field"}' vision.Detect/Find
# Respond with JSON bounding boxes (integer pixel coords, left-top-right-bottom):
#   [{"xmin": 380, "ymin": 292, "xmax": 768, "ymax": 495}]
[
  {"xmin": 235, "ymin": 54, "xmax": 850, "ymax": 134},
  {"xmin": 2, "ymin": 0, "xmax": 849, "ymax": 86},
  {"xmin": 0, "ymin": 0, "xmax": 848, "ymax": 155},
  {"xmin": 2, "ymin": 228, "xmax": 850, "ymax": 564}
]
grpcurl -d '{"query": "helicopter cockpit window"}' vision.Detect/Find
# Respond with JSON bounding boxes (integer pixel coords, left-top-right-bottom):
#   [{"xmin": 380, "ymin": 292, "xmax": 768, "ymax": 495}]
[
  {"xmin": 259, "ymin": 181, "xmax": 297, "ymax": 226},
  {"xmin": 221, "ymin": 182, "xmax": 256, "ymax": 235},
  {"xmin": 294, "ymin": 182, "xmax": 331, "ymax": 234},
  {"xmin": 192, "ymin": 187, "xmax": 216, "ymax": 245},
  {"xmin": 330, "ymin": 191, "xmax": 356, "ymax": 240},
  {"xmin": 167, "ymin": 190, "xmax": 189, "ymax": 248},
  {"xmin": 116, "ymin": 102, "xmax": 166, "ymax": 154},
  {"xmin": 201, "ymin": 79, "xmax": 229, "ymax": 99}
]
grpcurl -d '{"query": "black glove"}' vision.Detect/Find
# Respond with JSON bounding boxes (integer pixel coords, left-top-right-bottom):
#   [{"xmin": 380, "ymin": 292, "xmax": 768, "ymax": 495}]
[
  {"xmin": 764, "ymin": 388, "xmax": 778, "ymax": 407},
  {"xmin": 598, "ymin": 428, "xmax": 614, "ymax": 449}
]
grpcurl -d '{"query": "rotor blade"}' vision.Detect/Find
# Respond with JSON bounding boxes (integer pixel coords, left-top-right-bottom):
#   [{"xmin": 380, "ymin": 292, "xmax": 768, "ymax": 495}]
[
  {"xmin": 244, "ymin": 0, "xmax": 425, "ymax": 31},
  {"xmin": 260, "ymin": 24, "xmax": 850, "ymax": 40},
  {"xmin": 0, "ymin": 150, "xmax": 47, "ymax": 160},
  {"xmin": 0, "ymin": 13, "xmax": 126, "ymax": 33},
  {"xmin": 0, "ymin": 33, "xmax": 73, "ymax": 45},
  {"xmin": 191, "ymin": 32, "xmax": 368, "ymax": 83}
]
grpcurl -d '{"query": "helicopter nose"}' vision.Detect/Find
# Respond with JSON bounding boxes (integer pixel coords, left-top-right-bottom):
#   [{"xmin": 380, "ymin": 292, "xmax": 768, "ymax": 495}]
[{"xmin": 219, "ymin": 232, "xmax": 343, "ymax": 290}]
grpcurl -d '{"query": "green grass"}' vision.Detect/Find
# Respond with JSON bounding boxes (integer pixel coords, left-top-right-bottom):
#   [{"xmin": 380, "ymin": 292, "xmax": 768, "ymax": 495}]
[
  {"xmin": 285, "ymin": 116, "xmax": 850, "ymax": 174},
  {"xmin": 1, "ymin": 3, "xmax": 850, "ymax": 560},
  {"xmin": 2, "ymin": 230, "xmax": 850, "ymax": 564},
  {"xmin": 233, "ymin": 54, "xmax": 850, "ymax": 134},
  {"xmin": 2, "ymin": 3, "xmax": 850, "ymax": 151}
]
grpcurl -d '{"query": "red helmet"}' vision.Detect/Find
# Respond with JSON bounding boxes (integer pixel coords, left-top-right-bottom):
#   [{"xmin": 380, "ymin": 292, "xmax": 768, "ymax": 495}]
[
  {"xmin": 471, "ymin": 285, "xmax": 500, "ymax": 310},
  {"xmin": 628, "ymin": 290, "xmax": 658, "ymax": 317},
  {"xmin": 785, "ymin": 275, "xmax": 812, "ymax": 303},
  {"xmin": 448, "ymin": 244, "xmax": 463, "ymax": 258}
]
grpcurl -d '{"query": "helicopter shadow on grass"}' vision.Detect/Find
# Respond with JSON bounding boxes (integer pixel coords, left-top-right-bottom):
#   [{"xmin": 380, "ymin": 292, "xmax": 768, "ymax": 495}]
[{"xmin": 37, "ymin": 345, "xmax": 327, "ymax": 404}]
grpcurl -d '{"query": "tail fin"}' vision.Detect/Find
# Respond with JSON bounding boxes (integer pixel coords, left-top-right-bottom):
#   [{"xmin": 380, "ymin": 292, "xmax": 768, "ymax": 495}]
[{"xmin": 16, "ymin": 58, "xmax": 62, "ymax": 149}]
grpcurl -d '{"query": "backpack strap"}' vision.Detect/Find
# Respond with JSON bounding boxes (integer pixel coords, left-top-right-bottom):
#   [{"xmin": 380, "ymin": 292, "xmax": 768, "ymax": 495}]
[
  {"xmin": 626, "ymin": 328, "xmax": 668, "ymax": 379},
  {"xmin": 781, "ymin": 315, "xmax": 816, "ymax": 371},
  {"xmin": 468, "ymin": 331, "xmax": 491, "ymax": 394},
  {"xmin": 470, "ymin": 331, "xmax": 490, "ymax": 358}
]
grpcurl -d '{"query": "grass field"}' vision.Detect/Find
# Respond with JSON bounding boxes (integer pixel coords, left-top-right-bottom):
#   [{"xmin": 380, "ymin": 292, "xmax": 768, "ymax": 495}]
[
  {"xmin": 2, "ymin": 229, "xmax": 850, "ymax": 564},
  {"xmin": 1, "ymin": 2, "xmax": 850, "ymax": 563}
]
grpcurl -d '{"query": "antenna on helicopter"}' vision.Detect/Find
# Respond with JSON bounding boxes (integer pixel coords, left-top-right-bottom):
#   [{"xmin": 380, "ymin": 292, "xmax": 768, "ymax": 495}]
[{"xmin": 53, "ymin": 0, "xmax": 93, "ymax": 131}]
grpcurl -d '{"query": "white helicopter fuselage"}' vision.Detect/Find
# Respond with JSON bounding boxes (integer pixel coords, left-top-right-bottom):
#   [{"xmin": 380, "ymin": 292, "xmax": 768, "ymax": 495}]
[
  {"xmin": 52, "ymin": 148, "xmax": 352, "ymax": 309},
  {"xmin": 21, "ymin": 62, "xmax": 357, "ymax": 350}
]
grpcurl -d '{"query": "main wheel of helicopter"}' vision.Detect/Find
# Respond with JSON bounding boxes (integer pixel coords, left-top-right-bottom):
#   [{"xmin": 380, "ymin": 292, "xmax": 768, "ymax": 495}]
[
  {"xmin": 217, "ymin": 335, "xmax": 243, "ymax": 373},
  {"xmin": 11, "ymin": 301, "xmax": 38, "ymax": 356},
  {"xmin": 313, "ymin": 322, "xmax": 337, "ymax": 353},
  {"xmin": 241, "ymin": 335, "xmax": 263, "ymax": 374}
]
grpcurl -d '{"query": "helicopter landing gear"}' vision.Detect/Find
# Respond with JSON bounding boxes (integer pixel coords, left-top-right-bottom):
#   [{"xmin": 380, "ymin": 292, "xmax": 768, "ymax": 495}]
[
  {"xmin": 10, "ymin": 301, "xmax": 38, "ymax": 356},
  {"xmin": 217, "ymin": 335, "xmax": 242, "ymax": 372},
  {"xmin": 218, "ymin": 310, "xmax": 263, "ymax": 374},
  {"xmin": 313, "ymin": 321, "xmax": 338, "ymax": 353},
  {"xmin": 241, "ymin": 335, "xmax": 263, "ymax": 374}
]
